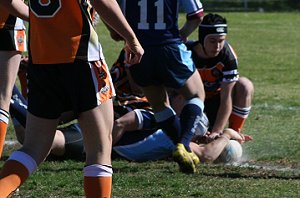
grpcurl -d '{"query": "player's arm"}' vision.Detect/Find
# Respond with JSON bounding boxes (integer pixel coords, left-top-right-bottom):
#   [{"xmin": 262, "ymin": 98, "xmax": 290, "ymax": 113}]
[
  {"xmin": 209, "ymin": 81, "xmax": 236, "ymax": 139},
  {"xmin": 0, "ymin": 0, "xmax": 29, "ymax": 21},
  {"xmin": 190, "ymin": 132, "xmax": 230, "ymax": 163},
  {"xmin": 179, "ymin": 0, "xmax": 204, "ymax": 42},
  {"xmin": 90, "ymin": 0, "xmax": 143, "ymax": 64},
  {"xmin": 180, "ymin": 17, "xmax": 203, "ymax": 43},
  {"xmin": 192, "ymin": 128, "xmax": 245, "ymax": 162},
  {"xmin": 103, "ymin": 20, "xmax": 124, "ymax": 42}
]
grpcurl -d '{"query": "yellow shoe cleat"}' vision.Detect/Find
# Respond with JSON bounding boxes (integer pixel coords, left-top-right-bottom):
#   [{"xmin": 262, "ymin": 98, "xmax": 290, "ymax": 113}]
[
  {"xmin": 173, "ymin": 143, "xmax": 196, "ymax": 173},
  {"xmin": 189, "ymin": 151, "xmax": 200, "ymax": 165}
]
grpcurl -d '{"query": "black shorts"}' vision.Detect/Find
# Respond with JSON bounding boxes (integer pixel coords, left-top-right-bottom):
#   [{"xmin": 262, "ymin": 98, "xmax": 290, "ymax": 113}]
[
  {"xmin": 27, "ymin": 59, "xmax": 114, "ymax": 119},
  {"xmin": 0, "ymin": 28, "xmax": 27, "ymax": 52}
]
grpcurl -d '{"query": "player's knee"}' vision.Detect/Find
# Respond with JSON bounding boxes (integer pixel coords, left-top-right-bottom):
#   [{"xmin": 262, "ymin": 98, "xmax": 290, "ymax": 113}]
[
  {"xmin": 113, "ymin": 118, "xmax": 125, "ymax": 131},
  {"xmin": 236, "ymin": 77, "xmax": 254, "ymax": 97}
]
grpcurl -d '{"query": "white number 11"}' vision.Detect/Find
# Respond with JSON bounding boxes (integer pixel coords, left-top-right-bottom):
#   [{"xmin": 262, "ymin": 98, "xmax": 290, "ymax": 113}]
[{"xmin": 138, "ymin": 0, "xmax": 166, "ymax": 30}]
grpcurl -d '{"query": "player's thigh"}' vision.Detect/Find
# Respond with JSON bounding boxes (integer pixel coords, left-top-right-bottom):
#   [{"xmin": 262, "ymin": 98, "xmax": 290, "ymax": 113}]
[
  {"xmin": 141, "ymin": 85, "xmax": 170, "ymax": 112},
  {"xmin": 178, "ymin": 70, "xmax": 205, "ymax": 101},
  {"xmin": 233, "ymin": 77, "xmax": 254, "ymax": 106},
  {"xmin": 0, "ymin": 51, "xmax": 21, "ymax": 108}
]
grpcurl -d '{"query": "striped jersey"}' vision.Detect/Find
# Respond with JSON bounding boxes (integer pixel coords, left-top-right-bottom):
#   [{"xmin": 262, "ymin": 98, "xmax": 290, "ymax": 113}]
[
  {"xmin": 187, "ymin": 41, "xmax": 239, "ymax": 98},
  {"xmin": 28, "ymin": 0, "xmax": 102, "ymax": 64},
  {"xmin": 110, "ymin": 50, "xmax": 152, "ymax": 113},
  {"xmin": 118, "ymin": 0, "xmax": 204, "ymax": 46}
]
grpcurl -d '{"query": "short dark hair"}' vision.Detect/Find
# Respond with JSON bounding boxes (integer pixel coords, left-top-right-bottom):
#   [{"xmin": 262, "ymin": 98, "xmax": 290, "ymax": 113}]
[{"xmin": 201, "ymin": 13, "xmax": 227, "ymax": 26}]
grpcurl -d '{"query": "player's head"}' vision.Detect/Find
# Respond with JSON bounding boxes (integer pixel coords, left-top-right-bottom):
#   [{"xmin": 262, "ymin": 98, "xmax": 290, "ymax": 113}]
[{"xmin": 198, "ymin": 13, "xmax": 227, "ymax": 57}]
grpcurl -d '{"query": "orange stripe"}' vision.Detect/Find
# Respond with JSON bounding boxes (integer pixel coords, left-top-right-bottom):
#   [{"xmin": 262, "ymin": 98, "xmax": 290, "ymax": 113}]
[
  {"xmin": 0, "ymin": 121, "xmax": 8, "ymax": 158},
  {"xmin": 15, "ymin": 30, "xmax": 26, "ymax": 52},
  {"xmin": 92, "ymin": 61, "xmax": 115, "ymax": 104}
]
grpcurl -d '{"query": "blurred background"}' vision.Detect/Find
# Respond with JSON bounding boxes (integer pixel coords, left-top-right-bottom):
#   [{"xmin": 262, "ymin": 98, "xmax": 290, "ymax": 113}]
[{"xmin": 202, "ymin": 0, "xmax": 300, "ymax": 12}]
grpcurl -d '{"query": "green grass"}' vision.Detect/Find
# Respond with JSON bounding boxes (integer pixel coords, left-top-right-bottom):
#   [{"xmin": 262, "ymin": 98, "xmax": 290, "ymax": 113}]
[{"xmin": 2, "ymin": 12, "xmax": 300, "ymax": 197}]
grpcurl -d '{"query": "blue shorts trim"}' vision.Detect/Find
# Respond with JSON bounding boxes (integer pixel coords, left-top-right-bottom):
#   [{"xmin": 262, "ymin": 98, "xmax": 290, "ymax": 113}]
[{"xmin": 129, "ymin": 43, "xmax": 195, "ymax": 89}]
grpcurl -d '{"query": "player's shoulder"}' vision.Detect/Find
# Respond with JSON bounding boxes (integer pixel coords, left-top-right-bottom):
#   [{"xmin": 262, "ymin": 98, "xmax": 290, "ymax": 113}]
[
  {"xmin": 221, "ymin": 41, "xmax": 238, "ymax": 59},
  {"xmin": 185, "ymin": 40, "xmax": 198, "ymax": 50},
  {"xmin": 180, "ymin": 0, "xmax": 204, "ymax": 17}
]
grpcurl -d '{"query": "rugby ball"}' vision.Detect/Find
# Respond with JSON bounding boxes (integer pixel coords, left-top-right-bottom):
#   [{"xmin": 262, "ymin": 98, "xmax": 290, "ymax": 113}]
[{"xmin": 215, "ymin": 140, "xmax": 243, "ymax": 163}]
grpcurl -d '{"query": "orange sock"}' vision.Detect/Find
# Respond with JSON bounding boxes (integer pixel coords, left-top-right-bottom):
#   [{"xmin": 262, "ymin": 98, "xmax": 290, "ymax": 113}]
[
  {"xmin": 0, "ymin": 119, "xmax": 9, "ymax": 158},
  {"xmin": 229, "ymin": 106, "xmax": 251, "ymax": 133},
  {"xmin": 229, "ymin": 113, "xmax": 246, "ymax": 133},
  {"xmin": 84, "ymin": 176, "xmax": 112, "ymax": 198},
  {"xmin": 84, "ymin": 164, "xmax": 113, "ymax": 198},
  {"xmin": 0, "ymin": 160, "xmax": 29, "ymax": 198}
]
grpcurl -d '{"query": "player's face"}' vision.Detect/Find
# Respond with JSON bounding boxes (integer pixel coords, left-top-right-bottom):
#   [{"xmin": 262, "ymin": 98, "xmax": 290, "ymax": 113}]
[{"xmin": 203, "ymin": 35, "xmax": 226, "ymax": 58}]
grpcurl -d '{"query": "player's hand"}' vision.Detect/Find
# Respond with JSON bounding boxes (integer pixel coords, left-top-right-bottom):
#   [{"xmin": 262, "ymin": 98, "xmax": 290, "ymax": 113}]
[
  {"xmin": 242, "ymin": 134, "xmax": 253, "ymax": 142},
  {"xmin": 223, "ymin": 128, "xmax": 244, "ymax": 143},
  {"xmin": 181, "ymin": 35, "xmax": 188, "ymax": 43},
  {"xmin": 124, "ymin": 38, "xmax": 144, "ymax": 65},
  {"xmin": 222, "ymin": 128, "xmax": 253, "ymax": 144},
  {"xmin": 208, "ymin": 131, "xmax": 222, "ymax": 142}
]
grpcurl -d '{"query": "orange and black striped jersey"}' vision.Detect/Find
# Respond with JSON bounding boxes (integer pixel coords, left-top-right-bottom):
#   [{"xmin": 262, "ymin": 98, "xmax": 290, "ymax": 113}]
[
  {"xmin": 187, "ymin": 41, "xmax": 239, "ymax": 98},
  {"xmin": 110, "ymin": 50, "xmax": 152, "ymax": 113},
  {"xmin": 28, "ymin": 0, "xmax": 101, "ymax": 64}
]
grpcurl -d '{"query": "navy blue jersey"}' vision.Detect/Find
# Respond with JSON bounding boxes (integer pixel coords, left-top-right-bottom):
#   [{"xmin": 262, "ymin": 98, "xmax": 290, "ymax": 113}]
[
  {"xmin": 119, "ymin": 0, "xmax": 203, "ymax": 46},
  {"xmin": 186, "ymin": 41, "xmax": 239, "ymax": 97}
]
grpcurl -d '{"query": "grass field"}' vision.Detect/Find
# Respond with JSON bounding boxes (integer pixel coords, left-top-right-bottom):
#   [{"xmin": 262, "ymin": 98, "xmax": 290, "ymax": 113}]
[{"xmin": 2, "ymin": 12, "xmax": 300, "ymax": 197}]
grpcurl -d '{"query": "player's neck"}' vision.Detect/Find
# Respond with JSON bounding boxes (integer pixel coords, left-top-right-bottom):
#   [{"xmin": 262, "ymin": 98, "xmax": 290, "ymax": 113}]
[{"xmin": 194, "ymin": 43, "xmax": 209, "ymax": 59}]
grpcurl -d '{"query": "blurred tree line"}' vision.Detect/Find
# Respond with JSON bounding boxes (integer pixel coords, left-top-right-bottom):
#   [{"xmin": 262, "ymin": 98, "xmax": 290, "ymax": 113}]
[{"xmin": 203, "ymin": 0, "xmax": 300, "ymax": 12}]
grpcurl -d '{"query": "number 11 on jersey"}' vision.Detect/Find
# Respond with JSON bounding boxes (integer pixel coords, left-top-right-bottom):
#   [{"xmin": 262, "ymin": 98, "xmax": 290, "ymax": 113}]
[{"xmin": 138, "ymin": 0, "xmax": 166, "ymax": 30}]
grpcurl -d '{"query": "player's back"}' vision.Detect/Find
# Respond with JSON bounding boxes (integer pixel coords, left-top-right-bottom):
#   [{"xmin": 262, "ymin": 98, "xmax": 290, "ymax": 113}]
[
  {"xmin": 29, "ymin": 0, "xmax": 101, "ymax": 64},
  {"xmin": 119, "ymin": 0, "xmax": 181, "ymax": 46}
]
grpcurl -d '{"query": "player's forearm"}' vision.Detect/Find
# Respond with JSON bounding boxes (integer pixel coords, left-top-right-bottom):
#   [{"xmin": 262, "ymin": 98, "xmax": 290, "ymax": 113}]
[
  {"xmin": 179, "ymin": 18, "xmax": 202, "ymax": 42},
  {"xmin": 212, "ymin": 84, "xmax": 235, "ymax": 133},
  {"xmin": 199, "ymin": 135, "xmax": 230, "ymax": 162},
  {"xmin": 91, "ymin": 0, "xmax": 138, "ymax": 44},
  {"xmin": 0, "ymin": 0, "xmax": 29, "ymax": 21},
  {"xmin": 212, "ymin": 99, "xmax": 232, "ymax": 133}
]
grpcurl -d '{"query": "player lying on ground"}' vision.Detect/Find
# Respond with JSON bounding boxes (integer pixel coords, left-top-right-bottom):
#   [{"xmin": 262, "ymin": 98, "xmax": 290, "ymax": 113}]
[{"xmin": 10, "ymin": 83, "xmax": 248, "ymax": 164}]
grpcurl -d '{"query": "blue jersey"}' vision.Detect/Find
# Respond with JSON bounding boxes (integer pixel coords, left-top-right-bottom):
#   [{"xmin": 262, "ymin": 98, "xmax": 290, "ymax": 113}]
[{"xmin": 119, "ymin": 0, "xmax": 204, "ymax": 46}]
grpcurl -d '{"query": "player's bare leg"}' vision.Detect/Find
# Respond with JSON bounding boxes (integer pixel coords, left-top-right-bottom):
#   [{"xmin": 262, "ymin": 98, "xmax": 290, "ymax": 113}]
[
  {"xmin": 0, "ymin": 51, "xmax": 21, "ymax": 158},
  {"xmin": 79, "ymin": 99, "xmax": 114, "ymax": 197}
]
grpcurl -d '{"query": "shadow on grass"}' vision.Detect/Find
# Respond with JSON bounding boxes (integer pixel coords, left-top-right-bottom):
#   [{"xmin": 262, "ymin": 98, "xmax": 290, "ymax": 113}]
[{"xmin": 202, "ymin": 172, "xmax": 300, "ymax": 180}]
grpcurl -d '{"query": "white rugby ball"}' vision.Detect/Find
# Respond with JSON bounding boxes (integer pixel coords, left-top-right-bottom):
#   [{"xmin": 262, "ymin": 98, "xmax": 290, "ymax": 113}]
[{"xmin": 215, "ymin": 140, "xmax": 243, "ymax": 163}]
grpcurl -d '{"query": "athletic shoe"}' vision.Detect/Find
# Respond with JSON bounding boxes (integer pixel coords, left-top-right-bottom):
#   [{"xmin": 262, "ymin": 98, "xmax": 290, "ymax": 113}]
[
  {"xmin": 189, "ymin": 151, "xmax": 200, "ymax": 165},
  {"xmin": 173, "ymin": 143, "xmax": 196, "ymax": 173}
]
